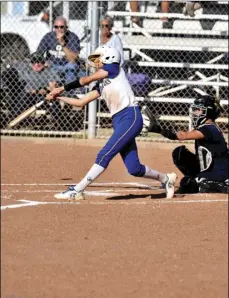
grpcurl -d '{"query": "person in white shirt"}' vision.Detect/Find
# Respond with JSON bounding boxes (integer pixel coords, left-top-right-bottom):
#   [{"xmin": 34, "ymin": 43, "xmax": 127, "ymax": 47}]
[
  {"xmin": 100, "ymin": 15, "xmax": 125, "ymax": 66},
  {"xmin": 47, "ymin": 46, "xmax": 176, "ymax": 200}
]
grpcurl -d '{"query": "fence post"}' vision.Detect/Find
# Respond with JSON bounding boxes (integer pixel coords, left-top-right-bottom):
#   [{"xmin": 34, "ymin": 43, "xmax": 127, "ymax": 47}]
[
  {"xmin": 63, "ymin": 2, "xmax": 69, "ymax": 22},
  {"xmin": 49, "ymin": 1, "xmax": 53, "ymax": 32},
  {"xmin": 88, "ymin": 1, "xmax": 99, "ymax": 139},
  {"xmin": 216, "ymin": 72, "xmax": 220, "ymax": 100}
]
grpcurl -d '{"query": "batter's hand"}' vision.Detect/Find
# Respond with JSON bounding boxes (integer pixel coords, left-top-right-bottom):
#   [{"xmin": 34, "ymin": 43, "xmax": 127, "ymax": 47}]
[
  {"xmin": 46, "ymin": 93, "xmax": 55, "ymax": 101},
  {"xmin": 49, "ymin": 86, "xmax": 65, "ymax": 98},
  {"xmin": 48, "ymin": 81, "xmax": 57, "ymax": 90}
]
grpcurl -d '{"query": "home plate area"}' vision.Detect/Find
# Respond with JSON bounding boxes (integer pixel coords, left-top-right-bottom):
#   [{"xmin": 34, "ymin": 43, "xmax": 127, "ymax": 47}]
[{"xmin": 1, "ymin": 182, "xmax": 228, "ymax": 210}]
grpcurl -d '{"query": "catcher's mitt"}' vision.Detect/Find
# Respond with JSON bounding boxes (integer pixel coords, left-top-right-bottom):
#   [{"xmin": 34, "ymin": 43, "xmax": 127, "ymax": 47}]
[{"xmin": 141, "ymin": 105, "xmax": 162, "ymax": 133}]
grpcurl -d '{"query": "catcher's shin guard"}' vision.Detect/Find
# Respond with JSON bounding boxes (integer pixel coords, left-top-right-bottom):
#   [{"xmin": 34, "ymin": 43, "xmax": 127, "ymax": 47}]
[
  {"xmin": 199, "ymin": 179, "xmax": 229, "ymax": 194},
  {"xmin": 178, "ymin": 176, "xmax": 229, "ymax": 194},
  {"xmin": 172, "ymin": 146, "xmax": 200, "ymax": 177},
  {"xmin": 177, "ymin": 176, "xmax": 199, "ymax": 194}
]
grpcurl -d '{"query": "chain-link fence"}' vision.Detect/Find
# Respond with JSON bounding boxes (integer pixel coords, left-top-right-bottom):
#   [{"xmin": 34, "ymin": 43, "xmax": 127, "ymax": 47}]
[{"xmin": 1, "ymin": 1, "xmax": 228, "ymax": 140}]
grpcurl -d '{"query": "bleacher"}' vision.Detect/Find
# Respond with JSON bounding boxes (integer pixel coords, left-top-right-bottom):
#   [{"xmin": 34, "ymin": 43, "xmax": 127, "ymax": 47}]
[{"xmin": 95, "ymin": 1, "xmax": 228, "ymax": 132}]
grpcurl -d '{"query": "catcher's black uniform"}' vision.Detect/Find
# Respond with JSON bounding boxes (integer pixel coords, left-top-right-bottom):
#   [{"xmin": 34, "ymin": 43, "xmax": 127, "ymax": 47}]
[
  {"xmin": 141, "ymin": 96, "xmax": 229, "ymax": 193},
  {"xmin": 172, "ymin": 123, "xmax": 229, "ymax": 193}
]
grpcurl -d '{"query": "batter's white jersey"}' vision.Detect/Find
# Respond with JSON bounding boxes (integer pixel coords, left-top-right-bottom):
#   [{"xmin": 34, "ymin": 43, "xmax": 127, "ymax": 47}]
[{"xmin": 99, "ymin": 67, "xmax": 138, "ymax": 116}]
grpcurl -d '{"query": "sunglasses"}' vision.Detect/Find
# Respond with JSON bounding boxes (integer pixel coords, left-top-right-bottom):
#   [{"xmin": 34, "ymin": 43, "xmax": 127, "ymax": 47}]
[
  {"xmin": 31, "ymin": 60, "xmax": 45, "ymax": 64},
  {"xmin": 101, "ymin": 24, "xmax": 110, "ymax": 28},
  {"xmin": 54, "ymin": 25, "xmax": 65, "ymax": 29}
]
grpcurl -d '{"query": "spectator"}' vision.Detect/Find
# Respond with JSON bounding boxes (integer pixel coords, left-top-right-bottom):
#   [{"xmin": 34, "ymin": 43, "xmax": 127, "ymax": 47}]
[
  {"xmin": 160, "ymin": 1, "xmax": 173, "ymax": 28},
  {"xmin": 15, "ymin": 52, "xmax": 62, "ymax": 96},
  {"xmin": 14, "ymin": 52, "xmax": 63, "ymax": 123},
  {"xmin": 183, "ymin": 2, "xmax": 202, "ymax": 17},
  {"xmin": 129, "ymin": 1, "xmax": 141, "ymax": 26},
  {"xmin": 100, "ymin": 15, "xmax": 124, "ymax": 66},
  {"xmin": 37, "ymin": 16, "xmax": 81, "ymax": 84},
  {"xmin": 160, "ymin": 1, "xmax": 202, "ymax": 28}
]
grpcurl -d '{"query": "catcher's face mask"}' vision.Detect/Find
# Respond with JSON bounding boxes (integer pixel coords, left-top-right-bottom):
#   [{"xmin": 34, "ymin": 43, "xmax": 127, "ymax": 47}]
[{"xmin": 189, "ymin": 104, "xmax": 207, "ymax": 128}]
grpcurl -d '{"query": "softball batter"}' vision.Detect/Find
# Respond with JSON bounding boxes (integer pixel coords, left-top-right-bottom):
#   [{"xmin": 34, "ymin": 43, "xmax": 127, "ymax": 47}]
[{"xmin": 47, "ymin": 46, "xmax": 177, "ymax": 200}]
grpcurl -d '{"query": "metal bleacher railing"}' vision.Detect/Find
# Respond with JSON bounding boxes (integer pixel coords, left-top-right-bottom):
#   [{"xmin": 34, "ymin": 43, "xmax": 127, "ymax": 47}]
[{"xmin": 98, "ymin": 2, "xmax": 228, "ymax": 139}]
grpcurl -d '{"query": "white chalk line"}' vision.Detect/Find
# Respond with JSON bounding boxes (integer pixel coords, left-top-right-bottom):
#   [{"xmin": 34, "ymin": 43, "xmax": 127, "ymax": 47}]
[
  {"xmin": 1, "ymin": 198, "xmax": 228, "ymax": 211},
  {"xmin": 1, "ymin": 182, "xmax": 156, "ymax": 189},
  {"xmin": 1, "ymin": 182, "xmax": 160, "ymax": 199},
  {"xmin": 3, "ymin": 190, "xmax": 226, "ymax": 197},
  {"xmin": 1, "ymin": 188, "xmax": 159, "ymax": 194},
  {"xmin": 1, "ymin": 188, "xmax": 157, "ymax": 198},
  {"xmin": 1, "ymin": 181, "xmax": 228, "ymax": 211},
  {"xmin": 1, "ymin": 194, "xmax": 13, "ymax": 200}
]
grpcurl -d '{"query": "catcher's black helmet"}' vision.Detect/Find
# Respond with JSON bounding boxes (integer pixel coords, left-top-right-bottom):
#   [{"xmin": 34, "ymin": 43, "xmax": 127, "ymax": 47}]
[{"xmin": 190, "ymin": 95, "xmax": 221, "ymax": 128}]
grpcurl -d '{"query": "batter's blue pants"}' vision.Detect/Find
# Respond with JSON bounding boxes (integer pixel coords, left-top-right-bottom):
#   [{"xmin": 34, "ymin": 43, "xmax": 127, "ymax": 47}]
[{"xmin": 95, "ymin": 106, "xmax": 146, "ymax": 177}]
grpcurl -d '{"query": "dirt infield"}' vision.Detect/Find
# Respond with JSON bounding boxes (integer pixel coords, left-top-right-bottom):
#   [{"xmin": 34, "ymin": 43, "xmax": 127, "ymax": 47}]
[{"xmin": 1, "ymin": 137, "xmax": 228, "ymax": 298}]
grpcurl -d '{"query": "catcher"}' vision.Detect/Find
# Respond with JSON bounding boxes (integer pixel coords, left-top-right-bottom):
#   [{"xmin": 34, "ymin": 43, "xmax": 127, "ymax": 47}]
[{"xmin": 142, "ymin": 95, "xmax": 229, "ymax": 194}]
